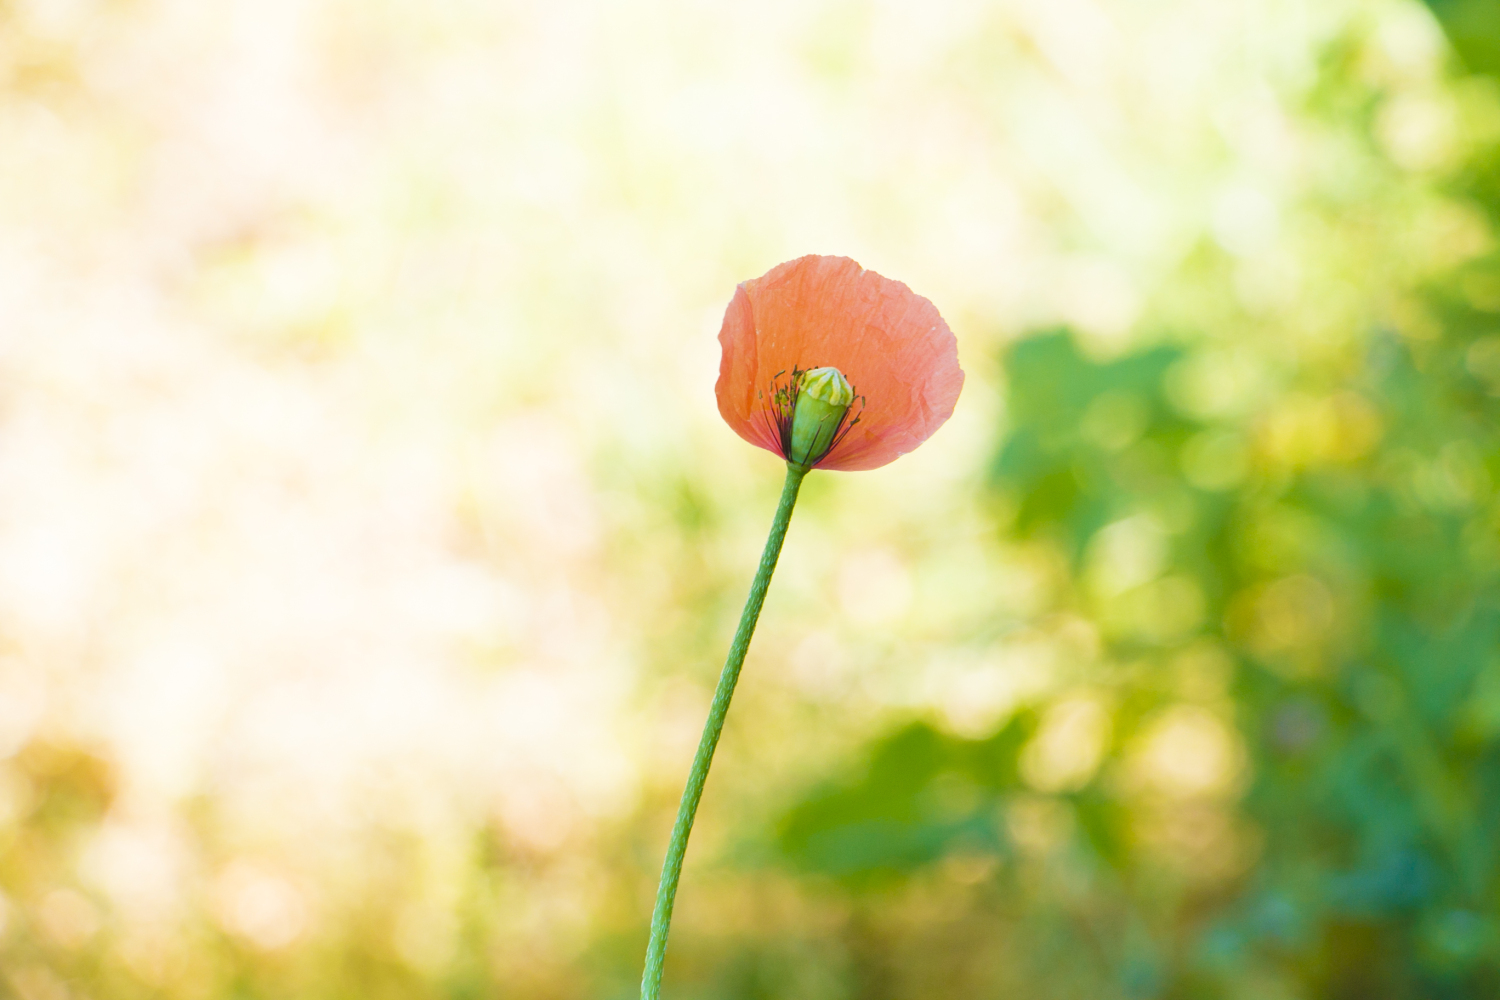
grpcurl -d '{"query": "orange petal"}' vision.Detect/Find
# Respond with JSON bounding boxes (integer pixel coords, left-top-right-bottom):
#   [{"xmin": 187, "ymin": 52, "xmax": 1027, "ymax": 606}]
[{"xmin": 715, "ymin": 255, "xmax": 963, "ymax": 471}]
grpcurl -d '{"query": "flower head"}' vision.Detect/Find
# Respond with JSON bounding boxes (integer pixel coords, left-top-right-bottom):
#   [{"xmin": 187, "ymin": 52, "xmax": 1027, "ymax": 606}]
[{"xmin": 715, "ymin": 255, "xmax": 964, "ymax": 471}]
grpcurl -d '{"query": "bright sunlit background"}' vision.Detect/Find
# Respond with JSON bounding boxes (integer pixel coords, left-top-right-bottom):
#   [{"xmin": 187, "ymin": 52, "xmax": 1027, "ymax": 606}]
[{"xmin": 4, "ymin": 0, "xmax": 1500, "ymax": 996}]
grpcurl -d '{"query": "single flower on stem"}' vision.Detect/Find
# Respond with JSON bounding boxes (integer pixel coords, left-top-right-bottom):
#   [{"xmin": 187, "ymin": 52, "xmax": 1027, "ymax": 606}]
[
  {"xmin": 717, "ymin": 254, "xmax": 965, "ymax": 471},
  {"xmin": 640, "ymin": 254, "xmax": 963, "ymax": 1000}
]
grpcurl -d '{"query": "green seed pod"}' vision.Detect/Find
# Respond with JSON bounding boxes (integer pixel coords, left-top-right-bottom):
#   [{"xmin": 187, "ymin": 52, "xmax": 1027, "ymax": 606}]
[{"xmin": 789, "ymin": 366, "xmax": 854, "ymax": 467}]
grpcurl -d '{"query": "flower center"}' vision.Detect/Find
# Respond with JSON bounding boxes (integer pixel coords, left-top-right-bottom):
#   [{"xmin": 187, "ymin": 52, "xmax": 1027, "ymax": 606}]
[{"xmin": 761, "ymin": 366, "xmax": 863, "ymax": 468}]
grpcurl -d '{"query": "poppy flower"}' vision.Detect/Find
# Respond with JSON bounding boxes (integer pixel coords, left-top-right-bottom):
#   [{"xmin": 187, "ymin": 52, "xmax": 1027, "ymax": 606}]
[{"xmin": 715, "ymin": 255, "xmax": 964, "ymax": 471}]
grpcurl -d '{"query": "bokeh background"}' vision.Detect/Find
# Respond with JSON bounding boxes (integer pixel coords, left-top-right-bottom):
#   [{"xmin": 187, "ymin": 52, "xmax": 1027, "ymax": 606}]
[{"xmin": 3, "ymin": 0, "xmax": 1500, "ymax": 997}]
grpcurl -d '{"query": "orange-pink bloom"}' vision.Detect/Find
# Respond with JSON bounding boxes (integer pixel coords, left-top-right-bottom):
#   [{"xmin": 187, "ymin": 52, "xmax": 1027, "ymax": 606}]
[{"xmin": 715, "ymin": 255, "xmax": 964, "ymax": 471}]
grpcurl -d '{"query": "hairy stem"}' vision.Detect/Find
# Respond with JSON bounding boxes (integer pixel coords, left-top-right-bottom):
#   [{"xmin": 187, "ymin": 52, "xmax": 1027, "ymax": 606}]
[{"xmin": 640, "ymin": 462, "xmax": 808, "ymax": 1000}]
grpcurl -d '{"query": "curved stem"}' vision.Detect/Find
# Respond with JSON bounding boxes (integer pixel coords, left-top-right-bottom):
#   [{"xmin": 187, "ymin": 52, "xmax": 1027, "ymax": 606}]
[{"xmin": 640, "ymin": 462, "xmax": 809, "ymax": 1000}]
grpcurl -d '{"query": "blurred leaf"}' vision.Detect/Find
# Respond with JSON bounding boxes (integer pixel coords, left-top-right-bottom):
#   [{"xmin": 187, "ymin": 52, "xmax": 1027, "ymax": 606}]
[
  {"xmin": 776, "ymin": 715, "xmax": 1034, "ymax": 885},
  {"xmin": 1423, "ymin": 0, "xmax": 1500, "ymax": 78}
]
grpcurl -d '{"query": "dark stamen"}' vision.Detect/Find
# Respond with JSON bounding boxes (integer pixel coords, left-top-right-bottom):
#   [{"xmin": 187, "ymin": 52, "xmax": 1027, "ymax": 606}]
[{"xmin": 758, "ymin": 366, "xmax": 862, "ymax": 468}]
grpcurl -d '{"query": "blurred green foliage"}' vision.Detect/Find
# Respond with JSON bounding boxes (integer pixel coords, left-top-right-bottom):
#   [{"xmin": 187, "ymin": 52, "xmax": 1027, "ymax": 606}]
[
  {"xmin": 1423, "ymin": 0, "xmax": 1500, "ymax": 77},
  {"xmin": 759, "ymin": 14, "xmax": 1500, "ymax": 1000},
  {"xmin": 780, "ymin": 716, "xmax": 1035, "ymax": 883}
]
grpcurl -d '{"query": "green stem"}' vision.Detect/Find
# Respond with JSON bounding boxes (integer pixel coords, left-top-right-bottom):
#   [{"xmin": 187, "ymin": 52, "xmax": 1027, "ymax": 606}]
[{"xmin": 640, "ymin": 462, "xmax": 809, "ymax": 1000}]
